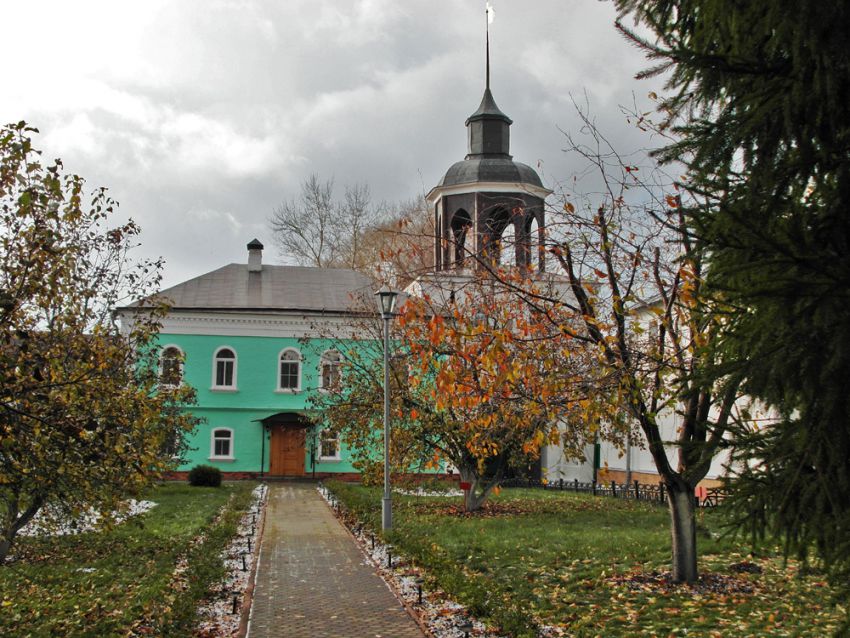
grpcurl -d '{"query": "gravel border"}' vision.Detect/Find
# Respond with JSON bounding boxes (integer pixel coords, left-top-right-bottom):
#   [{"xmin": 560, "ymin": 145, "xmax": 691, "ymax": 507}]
[{"xmin": 193, "ymin": 484, "xmax": 268, "ymax": 638}]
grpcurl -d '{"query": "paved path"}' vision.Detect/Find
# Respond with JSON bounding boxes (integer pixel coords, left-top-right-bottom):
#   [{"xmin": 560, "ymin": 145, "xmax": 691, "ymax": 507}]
[{"xmin": 248, "ymin": 483, "xmax": 424, "ymax": 638}]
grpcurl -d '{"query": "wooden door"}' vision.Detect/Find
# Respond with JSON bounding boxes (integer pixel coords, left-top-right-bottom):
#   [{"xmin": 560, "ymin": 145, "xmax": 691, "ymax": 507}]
[{"xmin": 269, "ymin": 426, "xmax": 305, "ymax": 476}]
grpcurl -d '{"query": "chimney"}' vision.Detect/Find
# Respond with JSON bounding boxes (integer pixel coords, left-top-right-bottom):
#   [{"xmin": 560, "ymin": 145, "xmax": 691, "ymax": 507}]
[{"xmin": 247, "ymin": 239, "xmax": 263, "ymax": 272}]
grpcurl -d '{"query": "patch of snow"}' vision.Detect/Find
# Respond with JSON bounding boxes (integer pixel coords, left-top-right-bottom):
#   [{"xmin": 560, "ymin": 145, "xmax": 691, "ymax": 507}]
[
  {"xmin": 396, "ymin": 488, "xmax": 464, "ymax": 497},
  {"xmin": 18, "ymin": 499, "xmax": 157, "ymax": 537}
]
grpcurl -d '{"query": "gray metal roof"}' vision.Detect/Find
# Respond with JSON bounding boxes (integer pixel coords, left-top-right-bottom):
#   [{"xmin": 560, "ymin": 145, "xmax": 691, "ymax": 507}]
[
  {"xmin": 127, "ymin": 263, "xmax": 374, "ymax": 313},
  {"xmin": 438, "ymin": 157, "xmax": 544, "ymax": 189},
  {"xmin": 465, "ymin": 88, "xmax": 513, "ymax": 125}
]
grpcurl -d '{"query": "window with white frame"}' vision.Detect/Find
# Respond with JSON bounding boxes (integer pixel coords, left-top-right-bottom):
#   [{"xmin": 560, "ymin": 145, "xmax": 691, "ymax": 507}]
[
  {"xmin": 211, "ymin": 428, "xmax": 233, "ymax": 459},
  {"xmin": 212, "ymin": 347, "xmax": 237, "ymax": 389},
  {"xmin": 320, "ymin": 350, "xmax": 341, "ymax": 390},
  {"xmin": 278, "ymin": 349, "xmax": 301, "ymax": 391},
  {"xmin": 159, "ymin": 346, "xmax": 183, "ymax": 386},
  {"xmin": 319, "ymin": 430, "xmax": 340, "ymax": 460}
]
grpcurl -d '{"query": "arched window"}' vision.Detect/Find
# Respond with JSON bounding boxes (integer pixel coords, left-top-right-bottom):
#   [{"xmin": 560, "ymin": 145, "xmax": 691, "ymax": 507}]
[
  {"xmin": 212, "ymin": 347, "xmax": 237, "ymax": 389},
  {"xmin": 451, "ymin": 209, "xmax": 472, "ymax": 267},
  {"xmin": 320, "ymin": 350, "xmax": 341, "ymax": 390},
  {"xmin": 159, "ymin": 346, "xmax": 183, "ymax": 386},
  {"xmin": 278, "ymin": 348, "xmax": 301, "ymax": 391},
  {"xmin": 210, "ymin": 428, "xmax": 233, "ymax": 459}
]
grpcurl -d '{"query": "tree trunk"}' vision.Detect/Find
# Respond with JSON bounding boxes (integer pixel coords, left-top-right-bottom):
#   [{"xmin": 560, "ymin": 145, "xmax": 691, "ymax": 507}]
[
  {"xmin": 0, "ymin": 505, "xmax": 18, "ymax": 565},
  {"xmin": 0, "ymin": 536, "xmax": 12, "ymax": 564},
  {"xmin": 459, "ymin": 466, "xmax": 492, "ymax": 513},
  {"xmin": 463, "ymin": 480, "xmax": 490, "ymax": 512},
  {"xmin": 667, "ymin": 481, "xmax": 698, "ymax": 583},
  {"xmin": 0, "ymin": 495, "xmax": 44, "ymax": 564}
]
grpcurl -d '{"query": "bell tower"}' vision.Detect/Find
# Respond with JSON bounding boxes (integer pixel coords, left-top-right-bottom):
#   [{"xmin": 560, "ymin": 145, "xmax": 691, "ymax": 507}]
[{"xmin": 428, "ymin": 18, "xmax": 551, "ymax": 274}]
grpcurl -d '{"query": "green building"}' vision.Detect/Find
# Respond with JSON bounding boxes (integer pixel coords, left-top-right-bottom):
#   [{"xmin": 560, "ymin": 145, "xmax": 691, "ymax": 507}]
[{"xmin": 119, "ymin": 239, "xmax": 372, "ymax": 478}]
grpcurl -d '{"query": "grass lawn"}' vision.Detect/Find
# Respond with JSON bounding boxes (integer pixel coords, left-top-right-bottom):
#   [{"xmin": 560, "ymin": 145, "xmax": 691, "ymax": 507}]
[
  {"xmin": 328, "ymin": 481, "xmax": 845, "ymax": 637},
  {"xmin": 0, "ymin": 482, "xmax": 255, "ymax": 638}
]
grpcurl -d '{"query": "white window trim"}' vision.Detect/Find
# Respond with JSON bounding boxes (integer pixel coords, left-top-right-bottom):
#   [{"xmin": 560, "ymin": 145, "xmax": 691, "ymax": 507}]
[
  {"xmin": 209, "ymin": 427, "xmax": 235, "ymax": 460},
  {"xmin": 318, "ymin": 430, "xmax": 341, "ymax": 461},
  {"xmin": 159, "ymin": 344, "xmax": 185, "ymax": 388},
  {"xmin": 318, "ymin": 349, "xmax": 341, "ymax": 392},
  {"xmin": 211, "ymin": 345, "xmax": 238, "ymax": 391},
  {"xmin": 276, "ymin": 347, "xmax": 302, "ymax": 392}
]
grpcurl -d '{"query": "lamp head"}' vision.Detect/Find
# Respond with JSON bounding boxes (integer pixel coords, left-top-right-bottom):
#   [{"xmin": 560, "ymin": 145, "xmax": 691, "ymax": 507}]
[{"xmin": 375, "ymin": 286, "xmax": 399, "ymax": 317}]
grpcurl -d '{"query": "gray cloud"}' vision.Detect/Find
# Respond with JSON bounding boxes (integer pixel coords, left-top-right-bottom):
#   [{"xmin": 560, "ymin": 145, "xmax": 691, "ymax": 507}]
[{"xmin": 1, "ymin": 0, "xmax": 664, "ymax": 288}]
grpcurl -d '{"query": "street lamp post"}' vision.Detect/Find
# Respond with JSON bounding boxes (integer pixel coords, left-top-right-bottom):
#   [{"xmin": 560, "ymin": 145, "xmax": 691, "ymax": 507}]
[{"xmin": 375, "ymin": 286, "xmax": 399, "ymax": 532}]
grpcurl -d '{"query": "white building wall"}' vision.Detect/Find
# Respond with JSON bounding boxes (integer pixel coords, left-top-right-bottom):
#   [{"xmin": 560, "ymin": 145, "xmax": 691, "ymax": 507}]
[
  {"xmin": 541, "ymin": 443, "xmax": 595, "ymax": 482},
  {"xmin": 541, "ymin": 403, "xmax": 737, "ymax": 484},
  {"xmin": 598, "ymin": 406, "xmax": 733, "ymax": 481}
]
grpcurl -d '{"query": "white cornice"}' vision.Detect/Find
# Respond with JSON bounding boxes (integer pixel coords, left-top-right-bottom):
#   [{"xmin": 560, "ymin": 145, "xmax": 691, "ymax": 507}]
[
  {"xmin": 117, "ymin": 309, "xmax": 365, "ymax": 339},
  {"xmin": 427, "ymin": 181, "xmax": 553, "ymax": 205}
]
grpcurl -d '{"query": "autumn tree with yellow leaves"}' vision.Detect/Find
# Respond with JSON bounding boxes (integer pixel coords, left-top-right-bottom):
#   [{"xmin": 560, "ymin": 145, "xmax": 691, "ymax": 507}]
[
  {"xmin": 0, "ymin": 122, "xmax": 198, "ymax": 562},
  {"xmin": 401, "ymin": 280, "xmax": 599, "ymax": 511},
  {"xmin": 309, "ymin": 276, "xmax": 598, "ymax": 512}
]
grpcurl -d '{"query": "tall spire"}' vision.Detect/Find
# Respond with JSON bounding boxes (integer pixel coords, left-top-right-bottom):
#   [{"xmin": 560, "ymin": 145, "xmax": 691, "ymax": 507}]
[
  {"xmin": 467, "ymin": 3, "xmax": 511, "ymax": 159},
  {"xmin": 485, "ymin": 3, "xmax": 491, "ymax": 90}
]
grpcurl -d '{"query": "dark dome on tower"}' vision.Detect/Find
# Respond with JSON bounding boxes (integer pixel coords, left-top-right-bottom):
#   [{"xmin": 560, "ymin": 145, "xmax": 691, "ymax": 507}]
[{"xmin": 437, "ymin": 157, "xmax": 544, "ymax": 189}]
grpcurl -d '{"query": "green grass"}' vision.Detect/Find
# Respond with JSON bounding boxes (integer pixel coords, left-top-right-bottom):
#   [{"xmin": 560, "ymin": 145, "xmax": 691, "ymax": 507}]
[
  {"xmin": 0, "ymin": 482, "xmax": 256, "ymax": 638},
  {"xmin": 328, "ymin": 481, "xmax": 845, "ymax": 637}
]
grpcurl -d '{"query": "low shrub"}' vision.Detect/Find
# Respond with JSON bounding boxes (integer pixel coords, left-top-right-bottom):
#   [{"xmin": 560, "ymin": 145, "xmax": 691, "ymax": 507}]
[{"xmin": 188, "ymin": 464, "xmax": 222, "ymax": 487}]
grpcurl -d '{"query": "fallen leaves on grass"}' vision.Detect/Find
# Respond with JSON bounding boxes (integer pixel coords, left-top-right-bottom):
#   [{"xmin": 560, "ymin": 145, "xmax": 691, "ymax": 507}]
[
  {"xmin": 414, "ymin": 495, "xmax": 644, "ymax": 518},
  {"xmin": 729, "ymin": 560, "xmax": 763, "ymax": 574},
  {"xmin": 609, "ymin": 569, "xmax": 756, "ymax": 595}
]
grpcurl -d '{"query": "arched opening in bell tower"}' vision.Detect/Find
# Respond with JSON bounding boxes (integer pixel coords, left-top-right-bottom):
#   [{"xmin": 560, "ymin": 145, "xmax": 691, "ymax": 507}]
[
  {"xmin": 450, "ymin": 209, "xmax": 472, "ymax": 267},
  {"xmin": 527, "ymin": 216, "xmax": 541, "ymax": 272},
  {"xmin": 484, "ymin": 207, "xmax": 512, "ymax": 267},
  {"xmin": 499, "ymin": 217, "xmax": 516, "ymax": 267}
]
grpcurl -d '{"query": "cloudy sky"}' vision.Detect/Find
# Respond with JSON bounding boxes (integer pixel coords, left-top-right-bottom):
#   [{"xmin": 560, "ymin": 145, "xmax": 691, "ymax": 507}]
[{"xmin": 1, "ymin": 0, "xmax": 663, "ymax": 288}]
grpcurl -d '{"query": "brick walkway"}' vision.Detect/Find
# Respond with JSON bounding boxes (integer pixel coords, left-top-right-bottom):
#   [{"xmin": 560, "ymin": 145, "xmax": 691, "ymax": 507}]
[{"xmin": 247, "ymin": 483, "xmax": 424, "ymax": 638}]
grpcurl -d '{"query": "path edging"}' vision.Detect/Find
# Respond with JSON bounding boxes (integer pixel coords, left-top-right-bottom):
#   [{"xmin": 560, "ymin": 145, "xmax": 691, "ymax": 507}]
[{"xmin": 238, "ymin": 483, "xmax": 269, "ymax": 638}]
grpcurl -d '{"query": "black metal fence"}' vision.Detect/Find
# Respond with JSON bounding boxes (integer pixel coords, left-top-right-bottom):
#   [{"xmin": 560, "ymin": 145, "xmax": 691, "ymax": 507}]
[{"xmin": 499, "ymin": 477, "xmax": 727, "ymax": 508}]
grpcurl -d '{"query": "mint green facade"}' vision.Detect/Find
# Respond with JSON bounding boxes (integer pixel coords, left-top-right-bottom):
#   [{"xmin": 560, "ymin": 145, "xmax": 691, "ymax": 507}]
[{"xmin": 160, "ymin": 333, "xmax": 360, "ymax": 476}]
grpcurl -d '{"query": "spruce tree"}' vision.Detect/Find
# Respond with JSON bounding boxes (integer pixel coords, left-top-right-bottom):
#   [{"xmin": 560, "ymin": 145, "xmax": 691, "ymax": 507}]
[{"xmin": 614, "ymin": 0, "xmax": 850, "ymax": 605}]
